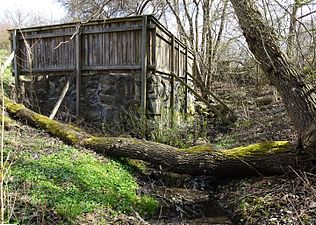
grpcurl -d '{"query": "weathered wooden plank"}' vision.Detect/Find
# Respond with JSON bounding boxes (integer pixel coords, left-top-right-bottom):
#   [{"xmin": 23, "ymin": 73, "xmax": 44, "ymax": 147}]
[
  {"xmin": 141, "ymin": 15, "xmax": 148, "ymax": 111},
  {"xmin": 18, "ymin": 31, "xmax": 74, "ymax": 40},
  {"xmin": 92, "ymin": 34, "xmax": 97, "ymax": 65},
  {"xmin": 121, "ymin": 32, "xmax": 125, "ymax": 65},
  {"xmin": 105, "ymin": 31, "xmax": 109, "ymax": 65},
  {"xmin": 84, "ymin": 25, "xmax": 144, "ymax": 35},
  {"xmin": 109, "ymin": 32, "xmax": 113, "ymax": 65},
  {"xmin": 20, "ymin": 67, "xmax": 73, "ymax": 73},
  {"xmin": 49, "ymin": 76, "xmax": 71, "ymax": 119},
  {"xmin": 170, "ymin": 35, "xmax": 175, "ymax": 111},
  {"xmin": 89, "ymin": 33, "xmax": 93, "ymax": 66},
  {"xmin": 152, "ymin": 27, "xmax": 156, "ymax": 66},
  {"xmin": 184, "ymin": 46, "xmax": 188, "ymax": 114},
  {"xmin": 177, "ymin": 42, "xmax": 180, "ymax": 79},
  {"xmin": 12, "ymin": 30, "xmax": 20, "ymax": 94},
  {"xmin": 9, "ymin": 15, "xmax": 146, "ymax": 34},
  {"xmin": 17, "ymin": 24, "xmax": 150, "ymax": 40},
  {"xmin": 99, "ymin": 33, "xmax": 103, "ymax": 66},
  {"xmin": 75, "ymin": 33, "xmax": 81, "ymax": 118},
  {"xmin": 155, "ymin": 29, "xmax": 194, "ymax": 56},
  {"xmin": 82, "ymin": 35, "xmax": 87, "ymax": 67},
  {"xmin": 82, "ymin": 65, "xmax": 142, "ymax": 70}
]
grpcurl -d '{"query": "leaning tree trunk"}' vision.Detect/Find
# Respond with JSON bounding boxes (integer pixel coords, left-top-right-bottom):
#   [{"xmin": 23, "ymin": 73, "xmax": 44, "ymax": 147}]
[
  {"xmin": 2, "ymin": 94, "xmax": 299, "ymax": 177},
  {"xmin": 230, "ymin": 0, "xmax": 316, "ymax": 157}
]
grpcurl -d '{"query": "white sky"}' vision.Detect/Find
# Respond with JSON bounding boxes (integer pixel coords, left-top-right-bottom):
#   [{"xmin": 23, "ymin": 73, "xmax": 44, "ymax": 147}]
[{"xmin": 0, "ymin": 0, "xmax": 66, "ymax": 22}]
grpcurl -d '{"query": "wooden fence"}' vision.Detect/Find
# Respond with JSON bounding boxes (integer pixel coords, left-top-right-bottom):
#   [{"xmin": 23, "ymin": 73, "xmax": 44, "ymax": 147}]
[{"xmin": 10, "ymin": 15, "xmax": 194, "ymax": 119}]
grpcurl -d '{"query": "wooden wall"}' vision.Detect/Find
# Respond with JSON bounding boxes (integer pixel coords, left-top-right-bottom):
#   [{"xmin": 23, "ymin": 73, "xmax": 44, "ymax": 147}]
[
  {"xmin": 13, "ymin": 17, "xmax": 154, "ymax": 73},
  {"xmin": 11, "ymin": 15, "xmax": 195, "ymax": 118}
]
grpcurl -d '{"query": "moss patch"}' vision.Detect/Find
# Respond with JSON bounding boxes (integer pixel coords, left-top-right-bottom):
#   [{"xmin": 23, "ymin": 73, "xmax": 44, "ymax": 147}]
[
  {"xmin": 183, "ymin": 144, "xmax": 214, "ymax": 154},
  {"xmin": 4, "ymin": 96, "xmax": 25, "ymax": 114},
  {"xmin": 219, "ymin": 141, "xmax": 291, "ymax": 158},
  {"xmin": 33, "ymin": 114, "xmax": 81, "ymax": 144}
]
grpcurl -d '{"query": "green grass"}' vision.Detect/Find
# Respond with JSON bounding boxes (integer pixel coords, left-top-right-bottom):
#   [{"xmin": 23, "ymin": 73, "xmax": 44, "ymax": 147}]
[{"xmin": 8, "ymin": 139, "xmax": 157, "ymax": 223}]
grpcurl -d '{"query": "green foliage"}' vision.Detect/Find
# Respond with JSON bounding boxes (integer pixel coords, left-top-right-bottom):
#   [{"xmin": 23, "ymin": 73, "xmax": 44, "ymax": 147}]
[
  {"xmin": 0, "ymin": 49, "xmax": 14, "ymax": 96},
  {"xmin": 239, "ymin": 196, "xmax": 275, "ymax": 224},
  {"xmin": 10, "ymin": 145, "xmax": 158, "ymax": 221},
  {"xmin": 102, "ymin": 107, "xmax": 209, "ymax": 148},
  {"xmin": 214, "ymin": 136, "xmax": 235, "ymax": 149}
]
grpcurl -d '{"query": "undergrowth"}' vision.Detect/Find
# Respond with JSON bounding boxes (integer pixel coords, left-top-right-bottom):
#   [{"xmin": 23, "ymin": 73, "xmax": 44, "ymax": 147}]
[
  {"xmin": 4, "ymin": 124, "xmax": 158, "ymax": 224},
  {"xmin": 102, "ymin": 107, "xmax": 209, "ymax": 149}
]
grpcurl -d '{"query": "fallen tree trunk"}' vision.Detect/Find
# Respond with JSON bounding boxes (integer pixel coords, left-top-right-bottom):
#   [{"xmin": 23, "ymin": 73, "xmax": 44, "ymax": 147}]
[{"xmin": 3, "ymin": 94, "xmax": 300, "ymax": 177}]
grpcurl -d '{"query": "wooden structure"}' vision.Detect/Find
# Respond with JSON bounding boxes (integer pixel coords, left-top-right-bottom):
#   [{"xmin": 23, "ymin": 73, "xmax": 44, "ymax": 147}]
[{"xmin": 10, "ymin": 15, "xmax": 194, "ymax": 123}]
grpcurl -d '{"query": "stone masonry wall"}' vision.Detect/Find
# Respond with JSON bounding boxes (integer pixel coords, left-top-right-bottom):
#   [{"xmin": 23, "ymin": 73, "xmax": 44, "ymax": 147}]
[{"xmin": 22, "ymin": 71, "xmax": 194, "ymax": 127}]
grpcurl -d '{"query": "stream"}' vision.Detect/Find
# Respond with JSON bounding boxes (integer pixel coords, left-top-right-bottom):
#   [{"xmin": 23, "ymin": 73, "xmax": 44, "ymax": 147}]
[{"xmin": 139, "ymin": 170, "xmax": 233, "ymax": 225}]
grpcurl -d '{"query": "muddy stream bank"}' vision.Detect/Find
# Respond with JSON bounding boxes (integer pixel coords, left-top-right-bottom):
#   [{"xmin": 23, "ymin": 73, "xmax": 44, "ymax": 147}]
[{"xmin": 138, "ymin": 170, "xmax": 234, "ymax": 225}]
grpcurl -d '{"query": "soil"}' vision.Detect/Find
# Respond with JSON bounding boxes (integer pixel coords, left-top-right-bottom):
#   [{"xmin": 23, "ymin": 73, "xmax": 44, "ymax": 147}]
[{"xmin": 208, "ymin": 82, "xmax": 315, "ymax": 225}]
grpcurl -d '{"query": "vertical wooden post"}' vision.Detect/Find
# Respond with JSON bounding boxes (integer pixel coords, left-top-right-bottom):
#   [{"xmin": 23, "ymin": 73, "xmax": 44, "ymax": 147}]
[
  {"xmin": 152, "ymin": 23, "xmax": 157, "ymax": 68},
  {"xmin": 75, "ymin": 33, "xmax": 82, "ymax": 118},
  {"xmin": 141, "ymin": 16, "xmax": 148, "ymax": 111},
  {"xmin": 170, "ymin": 36, "xmax": 175, "ymax": 124},
  {"xmin": 12, "ymin": 30, "xmax": 20, "ymax": 98},
  {"xmin": 184, "ymin": 46, "xmax": 188, "ymax": 114},
  {"xmin": 177, "ymin": 42, "xmax": 180, "ymax": 114}
]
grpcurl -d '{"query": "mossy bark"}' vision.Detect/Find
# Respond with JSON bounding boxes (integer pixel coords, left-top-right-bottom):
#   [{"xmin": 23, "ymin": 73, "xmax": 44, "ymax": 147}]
[{"xmin": 2, "ymin": 94, "xmax": 300, "ymax": 177}]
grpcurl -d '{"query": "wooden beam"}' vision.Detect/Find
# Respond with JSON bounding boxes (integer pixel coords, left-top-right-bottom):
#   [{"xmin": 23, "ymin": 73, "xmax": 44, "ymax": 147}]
[
  {"xmin": 82, "ymin": 65, "xmax": 142, "ymax": 71},
  {"xmin": 83, "ymin": 25, "xmax": 143, "ymax": 35},
  {"xmin": 12, "ymin": 30, "xmax": 20, "ymax": 98},
  {"xmin": 152, "ymin": 23, "xmax": 157, "ymax": 68},
  {"xmin": 9, "ymin": 15, "xmax": 146, "ymax": 33},
  {"xmin": 18, "ymin": 25, "xmax": 150, "ymax": 40},
  {"xmin": 141, "ymin": 15, "xmax": 148, "ymax": 111},
  {"xmin": 170, "ymin": 35, "xmax": 175, "ymax": 113},
  {"xmin": 184, "ymin": 46, "xmax": 188, "ymax": 114},
  {"xmin": 20, "ymin": 65, "xmax": 142, "ymax": 74},
  {"xmin": 75, "ymin": 33, "xmax": 82, "ymax": 118},
  {"xmin": 21, "ymin": 67, "xmax": 76, "ymax": 73},
  {"xmin": 49, "ymin": 76, "xmax": 71, "ymax": 119}
]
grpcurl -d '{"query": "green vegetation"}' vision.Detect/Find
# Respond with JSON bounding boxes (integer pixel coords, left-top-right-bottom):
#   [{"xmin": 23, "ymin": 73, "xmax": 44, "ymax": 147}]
[
  {"xmin": 102, "ymin": 107, "xmax": 209, "ymax": 149},
  {"xmin": 0, "ymin": 49, "xmax": 14, "ymax": 96},
  {"xmin": 215, "ymin": 136, "xmax": 235, "ymax": 149},
  {"xmin": 4, "ymin": 125, "xmax": 157, "ymax": 224}
]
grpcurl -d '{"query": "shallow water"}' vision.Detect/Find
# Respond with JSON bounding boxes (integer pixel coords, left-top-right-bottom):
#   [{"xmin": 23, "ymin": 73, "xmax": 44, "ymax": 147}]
[{"xmin": 144, "ymin": 172, "xmax": 233, "ymax": 225}]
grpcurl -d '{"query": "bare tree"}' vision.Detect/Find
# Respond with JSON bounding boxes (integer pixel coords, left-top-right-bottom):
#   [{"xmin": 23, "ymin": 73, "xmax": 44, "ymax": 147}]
[
  {"xmin": 0, "ymin": 8, "xmax": 59, "ymax": 28},
  {"xmin": 58, "ymin": 0, "xmax": 168, "ymax": 20},
  {"xmin": 166, "ymin": 0, "xmax": 241, "ymax": 101}
]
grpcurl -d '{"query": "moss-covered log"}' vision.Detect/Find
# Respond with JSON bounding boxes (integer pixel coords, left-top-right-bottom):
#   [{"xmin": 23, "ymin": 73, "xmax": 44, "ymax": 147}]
[{"xmin": 2, "ymin": 94, "xmax": 300, "ymax": 177}]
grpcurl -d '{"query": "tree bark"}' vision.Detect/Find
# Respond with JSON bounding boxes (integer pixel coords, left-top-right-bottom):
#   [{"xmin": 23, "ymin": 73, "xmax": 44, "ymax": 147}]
[
  {"xmin": 2, "ymin": 94, "xmax": 299, "ymax": 177},
  {"xmin": 230, "ymin": 0, "xmax": 316, "ymax": 157}
]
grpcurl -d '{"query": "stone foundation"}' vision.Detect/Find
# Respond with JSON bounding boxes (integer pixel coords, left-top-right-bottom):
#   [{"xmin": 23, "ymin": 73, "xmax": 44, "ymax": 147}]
[{"xmin": 21, "ymin": 71, "xmax": 194, "ymax": 127}]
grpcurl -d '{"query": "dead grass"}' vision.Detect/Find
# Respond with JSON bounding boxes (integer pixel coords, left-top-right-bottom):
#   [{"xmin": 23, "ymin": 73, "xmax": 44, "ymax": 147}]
[{"xmin": 216, "ymin": 171, "xmax": 316, "ymax": 224}]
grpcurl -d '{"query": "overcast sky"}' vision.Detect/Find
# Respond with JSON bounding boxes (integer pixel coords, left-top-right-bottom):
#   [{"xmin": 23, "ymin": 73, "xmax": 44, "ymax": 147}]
[{"xmin": 0, "ymin": 0, "xmax": 66, "ymax": 23}]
